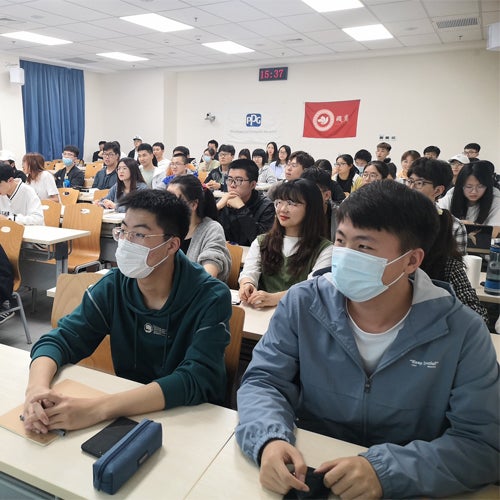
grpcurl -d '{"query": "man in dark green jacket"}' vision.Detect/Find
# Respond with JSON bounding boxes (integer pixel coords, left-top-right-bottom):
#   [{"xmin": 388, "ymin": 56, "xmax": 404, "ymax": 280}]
[{"xmin": 23, "ymin": 189, "xmax": 231, "ymax": 432}]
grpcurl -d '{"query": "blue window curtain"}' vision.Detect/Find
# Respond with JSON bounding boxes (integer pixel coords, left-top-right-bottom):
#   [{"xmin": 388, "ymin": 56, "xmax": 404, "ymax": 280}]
[{"xmin": 20, "ymin": 60, "xmax": 85, "ymax": 161}]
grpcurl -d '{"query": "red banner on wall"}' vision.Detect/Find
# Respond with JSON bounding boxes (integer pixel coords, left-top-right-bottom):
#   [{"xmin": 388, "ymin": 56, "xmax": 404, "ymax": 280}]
[{"xmin": 303, "ymin": 100, "xmax": 360, "ymax": 139}]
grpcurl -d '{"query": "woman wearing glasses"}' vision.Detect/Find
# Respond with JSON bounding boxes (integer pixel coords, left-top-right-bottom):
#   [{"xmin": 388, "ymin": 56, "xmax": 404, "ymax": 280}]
[
  {"xmin": 360, "ymin": 161, "xmax": 389, "ymax": 185},
  {"xmin": 238, "ymin": 179, "xmax": 332, "ymax": 308},
  {"xmin": 96, "ymin": 158, "xmax": 147, "ymax": 212},
  {"xmin": 438, "ymin": 161, "xmax": 500, "ymax": 226},
  {"xmin": 332, "ymin": 154, "xmax": 363, "ymax": 196}
]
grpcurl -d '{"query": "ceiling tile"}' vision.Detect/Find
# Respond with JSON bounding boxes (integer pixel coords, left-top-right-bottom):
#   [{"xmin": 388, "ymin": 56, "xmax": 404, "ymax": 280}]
[
  {"xmin": 423, "ymin": 0, "xmax": 479, "ymax": 18},
  {"xmin": 369, "ymin": 1, "xmax": 428, "ymax": 22},
  {"xmin": 398, "ymin": 32, "xmax": 441, "ymax": 46}
]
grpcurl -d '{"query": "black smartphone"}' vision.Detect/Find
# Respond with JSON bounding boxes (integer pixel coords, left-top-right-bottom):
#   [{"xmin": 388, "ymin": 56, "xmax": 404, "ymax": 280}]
[
  {"xmin": 284, "ymin": 466, "xmax": 329, "ymax": 499},
  {"xmin": 81, "ymin": 417, "xmax": 138, "ymax": 458}
]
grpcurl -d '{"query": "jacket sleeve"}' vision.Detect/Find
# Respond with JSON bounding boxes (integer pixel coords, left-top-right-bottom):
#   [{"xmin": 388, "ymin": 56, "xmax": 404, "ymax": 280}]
[
  {"xmin": 236, "ymin": 294, "xmax": 302, "ymax": 463},
  {"xmin": 361, "ymin": 318, "xmax": 500, "ymax": 498},
  {"xmin": 231, "ymin": 198, "xmax": 275, "ymax": 245},
  {"xmin": 71, "ymin": 168, "xmax": 85, "ymax": 189}
]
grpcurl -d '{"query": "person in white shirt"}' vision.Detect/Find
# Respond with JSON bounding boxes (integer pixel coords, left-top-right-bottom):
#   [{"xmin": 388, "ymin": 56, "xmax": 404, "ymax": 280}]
[
  {"xmin": 0, "ymin": 163, "xmax": 44, "ymax": 225},
  {"xmin": 137, "ymin": 143, "xmax": 159, "ymax": 188},
  {"xmin": 23, "ymin": 153, "xmax": 59, "ymax": 201}
]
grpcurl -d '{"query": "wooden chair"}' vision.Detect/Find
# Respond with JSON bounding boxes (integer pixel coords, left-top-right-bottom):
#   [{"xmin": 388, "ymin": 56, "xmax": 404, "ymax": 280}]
[
  {"xmin": 41, "ymin": 199, "xmax": 61, "ymax": 227},
  {"xmin": 50, "ymin": 273, "xmax": 113, "ymax": 374},
  {"xmin": 62, "ymin": 204, "xmax": 103, "ymax": 272},
  {"xmin": 53, "ymin": 160, "xmax": 65, "ymax": 171},
  {"xmin": 0, "ymin": 220, "xmax": 31, "ymax": 343},
  {"xmin": 224, "ymin": 305, "xmax": 245, "ymax": 409},
  {"xmin": 85, "ymin": 162, "xmax": 103, "ymax": 179},
  {"xmin": 58, "ymin": 188, "xmax": 79, "ymax": 206},
  {"xmin": 93, "ymin": 189, "xmax": 110, "ymax": 202},
  {"xmin": 44, "ymin": 161, "xmax": 55, "ymax": 170},
  {"xmin": 226, "ymin": 242, "xmax": 243, "ymax": 289}
]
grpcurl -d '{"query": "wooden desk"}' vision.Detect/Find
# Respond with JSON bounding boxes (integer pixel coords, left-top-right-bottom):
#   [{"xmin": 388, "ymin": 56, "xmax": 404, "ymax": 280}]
[
  {"xmin": 20, "ymin": 226, "xmax": 91, "ymax": 290},
  {"xmin": 476, "ymin": 272, "xmax": 500, "ymax": 305},
  {"xmin": 240, "ymin": 302, "xmax": 275, "ymax": 341},
  {"xmin": 0, "ymin": 344, "xmax": 237, "ymax": 499}
]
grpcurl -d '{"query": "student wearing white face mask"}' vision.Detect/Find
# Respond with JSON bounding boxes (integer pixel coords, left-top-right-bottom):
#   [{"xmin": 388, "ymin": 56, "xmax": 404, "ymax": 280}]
[
  {"xmin": 236, "ymin": 180, "xmax": 499, "ymax": 499},
  {"xmin": 23, "ymin": 189, "xmax": 231, "ymax": 433}
]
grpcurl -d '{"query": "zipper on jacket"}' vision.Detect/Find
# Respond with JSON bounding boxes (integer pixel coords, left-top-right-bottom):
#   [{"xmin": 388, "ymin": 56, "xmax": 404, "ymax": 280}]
[
  {"xmin": 362, "ymin": 377, "xmax": 372, "ymax": 441},
  {"xmin": 95, "ymin": 419, "xmax": 151, "ymax": 486}
]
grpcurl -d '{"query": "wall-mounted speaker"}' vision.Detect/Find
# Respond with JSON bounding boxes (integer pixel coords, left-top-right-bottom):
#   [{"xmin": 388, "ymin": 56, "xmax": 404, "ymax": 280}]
[
  {"xmin": 487, "ymin": 22, "xmax": 500, "ymax": 51},
  {"xmin": 9, "ymin": 67, "xmax": 25, "ymax": 85}
]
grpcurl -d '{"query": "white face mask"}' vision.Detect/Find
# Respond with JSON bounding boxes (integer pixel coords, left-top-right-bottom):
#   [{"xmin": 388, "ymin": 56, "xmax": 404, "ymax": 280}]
[
  {"xmin": 331, "ymin": 246, "xmax": 410, "ymax": 302},
  {"xmin": 115, "ymin": 238, "xmax": 170, "ymax": 279}
]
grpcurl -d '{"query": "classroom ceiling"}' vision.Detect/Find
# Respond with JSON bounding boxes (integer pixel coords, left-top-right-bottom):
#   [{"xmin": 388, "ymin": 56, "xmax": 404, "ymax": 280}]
[{"xmin": 0, "ymin": 0, "xmax": 498, "ymax": 73}]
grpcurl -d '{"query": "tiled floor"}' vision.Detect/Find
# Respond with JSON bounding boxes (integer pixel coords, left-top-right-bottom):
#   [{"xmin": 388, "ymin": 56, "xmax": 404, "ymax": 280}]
[{"xmin": 0, "ymin": 288, "xmax": 53, "ymax": 352}]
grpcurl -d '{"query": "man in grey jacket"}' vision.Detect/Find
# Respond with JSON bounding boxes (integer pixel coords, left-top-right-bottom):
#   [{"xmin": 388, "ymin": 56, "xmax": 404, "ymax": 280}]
[{"xmin": 236, "ymin": 181, "xmax": 499, "ymax": 499}]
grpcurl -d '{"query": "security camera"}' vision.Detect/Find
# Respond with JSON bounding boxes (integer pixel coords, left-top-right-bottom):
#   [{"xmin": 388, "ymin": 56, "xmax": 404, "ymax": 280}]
[{"xmin": 204, "ymin": 112, "xmax": 216, "ymax": 122}]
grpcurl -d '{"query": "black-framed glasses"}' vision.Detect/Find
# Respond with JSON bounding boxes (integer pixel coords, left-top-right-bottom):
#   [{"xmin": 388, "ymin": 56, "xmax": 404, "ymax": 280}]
[
  {"xmin": 227, "ymin": 176, "xmax": 250, "ymax": 186},
  {"xmin": 404, "ymin": 178, "xmax": 434, "ymax": 189}
]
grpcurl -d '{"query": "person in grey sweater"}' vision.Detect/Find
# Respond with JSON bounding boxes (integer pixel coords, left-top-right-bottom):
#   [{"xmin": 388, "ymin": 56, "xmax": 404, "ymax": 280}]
[{"xmin": 168, "ymin": 175, "xmax": 231, "ymax": 282}]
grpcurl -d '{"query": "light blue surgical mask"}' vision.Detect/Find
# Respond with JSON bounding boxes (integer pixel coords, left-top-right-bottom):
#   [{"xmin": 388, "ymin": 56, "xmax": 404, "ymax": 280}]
[
  {"xmin": 62, "ymin": 157, "xmax": 73, "ymax": 167},
  {"xmin": 203, "ymin": 155, "xmax": 211, "ymax": 163},
  {"xmin": 331, "ymin": 246, "xmax": 410, "ymax": 302}
]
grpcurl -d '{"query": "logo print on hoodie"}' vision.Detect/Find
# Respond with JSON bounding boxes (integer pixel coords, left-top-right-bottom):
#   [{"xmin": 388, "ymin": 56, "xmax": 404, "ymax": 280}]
[{"xmin": 144, "ymin": 323, "xmax": 167, "ymax": 336}]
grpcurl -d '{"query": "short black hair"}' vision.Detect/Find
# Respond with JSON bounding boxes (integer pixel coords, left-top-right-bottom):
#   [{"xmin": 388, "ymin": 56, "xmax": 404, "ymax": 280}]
[
  {"xmin": 98, "ymin": 141, "xmax": 106, "ymax": 146},
  {"xmin": 137, "ymin": 143, "xmax": 153, "ymax": 154},
  {"xmin": 63, "ymin": 145, "xmax": 79, "ymax": 157},
  {"xmin": 301, "ymin": 166, "xmax": 334, "ymax": 192},
  {"xmin": 377, "ymin": 142, "xmax": 392, "ymax": 151},
  {"xmin": 423, "ymin": 145, "xmax": 441, "ymax": 157},
  {"xmin": 228, "ymin": 159, "xmax": 259, "ymax": 183},
  {"xmin": 386, "ymin": 163, "xmax": 397, "ymax": 178},
  {"xmin": 173, "ymin": 145, "xmax": 190, "ymax": 156},
  {"xmin": 119, "ymin": 189, "xmax": 190, "ymax": 241},
  {"xmin": 290, "ymin": 151, "xmax": 314, "ymax": 169},
  {"xmin": 337, "ymin": 180, "xmax": 439, "ymax": 254},
  {"xmin": 354, "ymin": 149, "xmax": 372, "ymax": 163},
  {"xmin": 219, "ymin": 144, "xmax": 235, "ymax": 156},
  {"xmin": 103, "ymin": 141, "xmax": 120, "ymax": 155},
  {"xmin": 464, "ymin": 142, "xmax": 480, "ymax": 152},
  {"xmin": 208, "ymin": 139, "xmax": 219, "ymax": 149},
  {"xmin": 172, "ymin": 153, "xmax": 188, "ymax": 164},
  {"xmin": 408, "ymin": 158, "xmax": 452, "ymax": 189},
  {"xmin": 313, "ymin": 159, "xmax": 333, "ymax": 174},
  {"xmin": 152, "ymin": 142, "xmax": 164, "ymax": 150},
  {"xmin": 0, "ymin": 162, "xmax": 14, "ymax": 182},
  {"xmin": 252, "ymin": 148, "xmax": 266, "ymax": 162}
]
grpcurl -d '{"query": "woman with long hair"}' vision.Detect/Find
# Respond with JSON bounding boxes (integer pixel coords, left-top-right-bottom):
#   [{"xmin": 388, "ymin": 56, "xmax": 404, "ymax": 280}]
[
  {"xmin": 269, "ymin": 144, "xmax": 290, "ymax": 181},
  {"xmin": 239, "ymin": 179, "xmax": 332, "ymax": 307},
  {"xmin": 97, "ymin": 157, "xmax": 147, "ymax": 212},
  {"xmin": 23, "ymin": 153, "xmax": 59, "ymax": 201},
  {"xmin": 266, "ymin": 141, "xmax": 279, "ymax": 165},
  {"xmin": 168, "ymin": 175, "xmax": 231, "ymax": 281},
  {"xmin": 439, "ymin": 161, "xmax": 500, "ymax": 226},
  {"xmin": 332, "ymin": 154, "xmax": 363, "ymax": 195},
  {"xmin": 253, "ymin": 148, "xmax": 277, "ymax": 184}
]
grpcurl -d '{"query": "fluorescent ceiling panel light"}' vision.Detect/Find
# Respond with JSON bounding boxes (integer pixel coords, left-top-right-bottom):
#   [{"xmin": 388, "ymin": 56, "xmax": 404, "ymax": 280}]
[
  {"xmin": 302, "ymin": 0, "xmax": 363, "ymax": 13},
  {"xmin": 97, "ymin": 52, "xmax": 148, "ymax": 62},
  {"xmin": 120, "ymin": 13, "xmax": 193, "ymax": 32},
  {"xmin": 343, "ymin": 24, "xmax": 393, "ymax": 41},
  {"xmin": 1, "ymin": 31, "xmax": 71, "ymax": 45},
  {"xmin": 202, "ymin": 41, "xmax": 254, "ymax": 54}
]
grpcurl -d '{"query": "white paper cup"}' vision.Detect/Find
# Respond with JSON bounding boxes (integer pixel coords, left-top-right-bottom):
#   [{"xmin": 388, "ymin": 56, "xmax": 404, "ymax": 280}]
[{"xmin": 463, "ymin": 255, "xmax": 482, "ymax": 289}]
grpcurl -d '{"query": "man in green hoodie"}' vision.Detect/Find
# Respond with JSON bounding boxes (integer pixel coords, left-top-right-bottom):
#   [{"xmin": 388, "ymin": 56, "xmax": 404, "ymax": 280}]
[{"xmin": 22, "ymin": 190, "xmax": 232, "ymax": 432}]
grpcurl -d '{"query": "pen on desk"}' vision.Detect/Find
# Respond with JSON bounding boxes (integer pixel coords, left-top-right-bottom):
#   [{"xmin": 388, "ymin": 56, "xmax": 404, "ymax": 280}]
[{"xmin": 51, "ymin": 428, "xmax": 67, "ymax": 437}]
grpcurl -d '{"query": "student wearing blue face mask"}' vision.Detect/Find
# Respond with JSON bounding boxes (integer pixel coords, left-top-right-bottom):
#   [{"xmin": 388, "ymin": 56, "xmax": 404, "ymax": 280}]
[
  {"xmin": 23, "ymin": 189, "xmax": 231, "ymax": 433},
  {"xmin": 236, "ymin": 180, "xmax": 499, "ymax": 499},
  {"xmin": 54, "ymin": 145, "xmax": 85, "ymax": 190}
]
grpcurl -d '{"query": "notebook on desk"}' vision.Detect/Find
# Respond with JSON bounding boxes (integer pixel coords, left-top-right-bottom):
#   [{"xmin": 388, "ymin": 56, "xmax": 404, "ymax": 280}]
[{"xmin": 465, "ymin": 224, "xmax": 493, "ymax": 254}]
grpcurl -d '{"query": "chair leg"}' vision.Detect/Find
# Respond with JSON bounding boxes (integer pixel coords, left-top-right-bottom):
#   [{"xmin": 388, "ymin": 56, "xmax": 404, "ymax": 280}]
[
  {"xmin": 12, "ymin": 291, "xmax": 32, "ymax": 344},
  {"xmin": 31, "ymin": 287, "xmax": 38, "ymax": 314}
]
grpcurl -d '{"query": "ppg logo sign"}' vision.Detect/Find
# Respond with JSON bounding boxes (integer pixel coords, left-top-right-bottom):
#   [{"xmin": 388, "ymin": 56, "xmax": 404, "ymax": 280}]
[{"xmin": 246, "ymin": 113, "xmax": 262, "ymax": 127}]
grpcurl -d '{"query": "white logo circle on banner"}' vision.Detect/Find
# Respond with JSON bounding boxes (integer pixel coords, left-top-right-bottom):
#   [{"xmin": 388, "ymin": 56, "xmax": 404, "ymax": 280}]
[{"xmin": 312, "ymin": 109, "xmax": 335, "ymax": 132}]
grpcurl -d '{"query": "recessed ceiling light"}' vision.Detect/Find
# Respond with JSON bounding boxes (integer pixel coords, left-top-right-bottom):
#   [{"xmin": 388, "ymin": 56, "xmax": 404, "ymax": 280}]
[
  {"xmin": 202, "ymin": 41, "xmax": 254, "ymax": 54},
  {"xmin": 342, "ymin": 24, "xmax": 393, "ymax": 41},
  {"xmin": 97, "ymin": 52, "xmax": 149, "ymax": 62},
  {"xmin": 1, "ymin": 31, "xmax": 71, "ymax": 45},
  {"xmin": 302, "ymin": 0, "xmax": 363, "ymax": 13},
  {"xmin": 120, "ymin": 13, "xmax": 193, "ymax": 32}
]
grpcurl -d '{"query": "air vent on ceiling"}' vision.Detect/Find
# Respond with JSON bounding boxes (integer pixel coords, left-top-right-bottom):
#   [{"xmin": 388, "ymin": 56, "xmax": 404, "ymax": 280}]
[
  {"xmin": 436, "ymin": 17, "xmax": 479, "ymax": 29},
  {"xmin": 62, "ymin": 57, "xmax": 96, "ymax": 64}
]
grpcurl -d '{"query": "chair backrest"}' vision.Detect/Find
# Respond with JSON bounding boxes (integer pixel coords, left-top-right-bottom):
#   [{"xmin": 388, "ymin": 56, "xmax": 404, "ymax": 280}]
[
  {"xmin": 50, "ymin": 272, "xmax": 114, "ymax": 374},
  {"xmin": 62, "ymin": 204, "xmax": 103, "ymax": 271},
  {"xmin": 44, "ymin": 161, "xmax": 55, "ymax": 170},
  {"xmin": 224, "ymin": 305, "xmax": 245, "ymax": 408},
  {"xmin": 41, "ymin": 199, "xmax": 61, "ymax": 227},
  {"xmin": 58, "ymin": 187, "xmax": 79, "ymax": 206},
  {"xmin": 85, "ymin": 162, "xmax": 103, "ymax": 179},
  {"xmin": 0, "ymin": 219, "xmax": 25, "ymax": 292},
  {"xmin": 225, "ymin": 242, "xmax": 243, "ymax": 289},
  {"xmin": 93, "ymin": 188, "xmax": 110, "ymax": 202},
  {"xmin": 53, "ymin": 160, "xmax": 65, "ymax": 171}
]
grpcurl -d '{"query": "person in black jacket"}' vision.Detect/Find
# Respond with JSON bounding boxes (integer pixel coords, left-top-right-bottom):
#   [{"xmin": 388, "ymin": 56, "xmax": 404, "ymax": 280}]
[
  {"xmin": 0, "ymin": 243, "xmax": 14, "ymax": 324},
  {"xmin": 54, "ymin": 145, "xmax": 84, "ymax": 189},
  {"xmin": 217, "ymin": 159, "xmax": 274, "ymax": 246}
]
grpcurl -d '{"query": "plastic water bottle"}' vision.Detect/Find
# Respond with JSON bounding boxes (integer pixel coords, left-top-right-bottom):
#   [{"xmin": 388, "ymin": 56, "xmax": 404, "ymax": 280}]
[{"xmin": 484, "ymin": 243, "xmax": 500, "ymax": 295}]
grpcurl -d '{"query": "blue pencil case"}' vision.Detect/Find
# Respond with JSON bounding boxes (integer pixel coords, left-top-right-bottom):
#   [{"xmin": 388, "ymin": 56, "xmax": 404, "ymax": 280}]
[{"xmin": 93, "ymin": 418, "xmax": 162, "ymax": 494}]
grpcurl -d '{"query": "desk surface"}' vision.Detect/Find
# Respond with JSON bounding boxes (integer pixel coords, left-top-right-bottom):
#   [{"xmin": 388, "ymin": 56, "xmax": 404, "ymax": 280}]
[
  {"xmin": 476, "ymin": 272, "xmax": 500, "ymax": 304},
  {"xmin": 0, "ymin": 344, "xmax": 236, "ymax": 500},
  {"xmin": 22, "ymin": 225, "xmax": 90, "ymax": 245}
]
